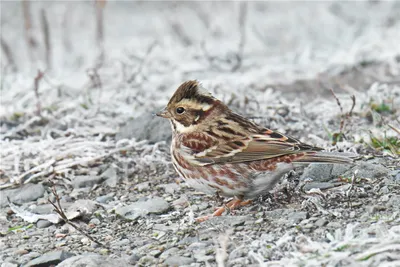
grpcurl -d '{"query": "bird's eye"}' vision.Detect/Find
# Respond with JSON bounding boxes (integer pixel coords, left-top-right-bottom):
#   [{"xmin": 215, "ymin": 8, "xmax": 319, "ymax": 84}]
[{"xmin": 176, "ymin": 107, "xmax": 185, "ymax": 114}]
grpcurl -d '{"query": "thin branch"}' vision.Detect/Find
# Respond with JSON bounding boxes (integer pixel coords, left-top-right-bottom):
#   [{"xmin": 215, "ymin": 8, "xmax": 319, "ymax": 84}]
[
  {"xmin": 40, "ymin": 8, "xmax": 51, "ymax": 69},
  {"xmin": 48, "ymin": 185, "xmax": 108, "ymax": 249},
  {"xmin": 231, "ymin": 2, "xmax": 248, "ymax": 72},
  {"xmin": 95, "ymin": 0, "xmax": 106, "ymax": 66},
  {"xmin": 33, "ymin": 70, "xmax": 44, "ymax": 116},
  {"xmin": 0, "ymin": 37, "xmax": 17, "ymax": 71},
  {"xmin": 22, "ymin": 0, "xmax": 37, "ymax": 63}
]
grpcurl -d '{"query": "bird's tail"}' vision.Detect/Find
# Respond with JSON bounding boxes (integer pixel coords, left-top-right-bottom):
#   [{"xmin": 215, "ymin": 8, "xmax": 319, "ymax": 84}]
[{"xmin": 293, "ymin": 151, "xmax": 356, "ymax": 164}]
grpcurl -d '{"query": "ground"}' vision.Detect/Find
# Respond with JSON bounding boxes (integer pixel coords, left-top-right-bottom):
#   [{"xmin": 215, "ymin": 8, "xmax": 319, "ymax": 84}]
[{"xmin": 0, "ymin": 2, "xmax": 399, "ymax": 267}]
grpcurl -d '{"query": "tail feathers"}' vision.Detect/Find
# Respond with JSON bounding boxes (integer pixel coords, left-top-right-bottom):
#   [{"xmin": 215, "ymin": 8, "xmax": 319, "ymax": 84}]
[{"xmin": 294, "ymin": 151, "xmax": 356, "ymax": 164}]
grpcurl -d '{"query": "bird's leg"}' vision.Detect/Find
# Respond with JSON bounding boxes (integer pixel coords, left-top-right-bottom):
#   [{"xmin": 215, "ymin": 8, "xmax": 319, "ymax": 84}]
[{"xmin": 196, "ymin": 197, "xmax": 252, "ymax": 222}]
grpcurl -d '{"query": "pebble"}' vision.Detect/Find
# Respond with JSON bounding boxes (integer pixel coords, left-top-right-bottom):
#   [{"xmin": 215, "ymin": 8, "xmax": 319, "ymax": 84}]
[
  {"xmin": 287, "ymin": 211, "xmax": 308, "ymax": 225},
  {"xmin": 301, "ymin": 164, "xmax": 333, "ymax": 182},
  {"xmin": 164, "ymin": 256, "xmax": 194, "ymax": 266},
  {"xmin": 115, "ymin": 197, "xmax": 170, "ymax": 220},
  {"xmin": 0, "ymin": 183, "xmax": 45, "ymax": 207},
  {"xmin": 57, "ymin": 254, "xmax": 129, "ymax": 267},
  {"xmin": 315, "ymin": 218, "xmax": 328, "ymax": 227},
  {"xmin": 71, "ymin": 175, "xmax": 104, "ymax": 189},
  {"xmin": 327, "ymin": 222, "xmax": 341, "ymax": 229},
  {"xmin": 36, "ymin": 219, "xmax": 52, "ymax": 228},
  {"xmin": 24, "ymin": 250, "xmax": 75, "ymax": 267},
  {"xmin": 96, "ymin": 195, "xmax": 114, "ymax": 203},
  {"xmin": 101, "ymin": 166, "xmax": 119, "ymax": 187}
]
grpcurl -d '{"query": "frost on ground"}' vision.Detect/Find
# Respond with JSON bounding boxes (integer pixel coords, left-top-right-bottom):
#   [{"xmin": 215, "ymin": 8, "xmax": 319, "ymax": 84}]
[{"xmin": 1, "ymin": 2, "xmax": 399, "ymax": 267}]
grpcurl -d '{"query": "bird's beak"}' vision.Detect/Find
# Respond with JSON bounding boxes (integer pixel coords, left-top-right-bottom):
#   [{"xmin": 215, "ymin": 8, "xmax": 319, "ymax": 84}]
[{"xmin": 155, "ymin": 108, "xmax": 170, "ymax": 119}]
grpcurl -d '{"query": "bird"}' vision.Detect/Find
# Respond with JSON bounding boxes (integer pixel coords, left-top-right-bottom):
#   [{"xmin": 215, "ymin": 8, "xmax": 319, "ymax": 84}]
[{"xmin": 156, "ymin": 80, "xmax": 353, "ymax": 221}]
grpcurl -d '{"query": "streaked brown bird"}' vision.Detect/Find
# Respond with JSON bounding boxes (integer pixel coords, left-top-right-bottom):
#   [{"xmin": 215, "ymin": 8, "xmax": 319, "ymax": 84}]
[{"xmin": 157, "ymin": 80, "xmax": 352, "ymax": 221}]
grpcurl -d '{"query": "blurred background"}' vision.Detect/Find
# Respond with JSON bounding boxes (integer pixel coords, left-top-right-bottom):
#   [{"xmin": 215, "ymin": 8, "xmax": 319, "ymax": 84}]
[
  {"xmin": 1, "ymin": 1, "xmax": 399, "ymax": 148},
  {"xmin": 1, "ymin": 1, "xmax": 399, "ymax": 102}
]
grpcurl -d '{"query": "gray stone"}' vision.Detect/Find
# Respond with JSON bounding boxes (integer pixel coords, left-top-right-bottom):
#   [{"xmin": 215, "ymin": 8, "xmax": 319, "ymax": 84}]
[
  {"xmin": 71, "ymin": 175, "xmax": 104, "ymax": 189},
  {"xmin": 57, "ymin": 254, "xmax": 129, "ymax": 267},
  {"xmin": 1, "ymin": 263, "xmax": 18, "ymax": 267},
  {"xmin": 160, "ymin": 247, "xmax": 180, "ymax": 260},
  {"xmin": 0, "ymin": 183, "xmax": 45, "ymax": 207},
  {"xmin": 386, "ymin": 195, "xmax": 400, "ymax": 211},
  {"xmin": 96, "ymin": 194, "xmax": 114, "ymax": 203},
  {"xmin": 128, "ymin": 254, "xmax": 141, "ymax": 264},
  {"xmin": 205, "ymin": 216, "xmax": 249, "ymax": 227},
  {"xmin": 164, "ymin": 256, "xmax": 194, "ymax": 266},
  {"xmin": 24, "ymin": 250, "xmax": 75, "ymax": 267},
  {"xmin": 101, "ymin": 166, "xmax": 119, "ymax": 187},
  {"xmin": 30, "ymin": 202, "xmax": 72, "ymax": 214},
  {"xmin": 343, "ymin": 162, "xmax": 389, "ymax": 179},
  {"xmin": 159, "ymin": 183, "xmax": 180, "ymax": 194},
  {"xmin": 301, "ymin": 164, "xmax": 333, "ymax": 182},
  {"xmin": 115, "ymin": 197, "xmax": 170, "ymax": 220},
  {"xmin": 303, "ymin": 182, "xmax": 335, "ymax": 191},
  {"xmin": 315, "ymin": 218, "xmax": 328, "ymax": 227},
  {"xmin": 36, "ymin": 219, "xmax": 52, "ymax": 228},
  {"xmin": 135, "ymin": 182, "xmax": 150, "ymax": 192},
  {"xmin": 138, "ymin": 255, "xmax": 156, "ymax": 266},
  {"xmin": 66, "ymin": 199, "xmax": 98, "ymax": 216},
  {"xmin": 287, "ymin": 211, "xmax": 308, "ymax": 224},
  {"xmin": 116, "ymin": 112, "xmax": 171, "ymax": 143},
  {"xmin": 331, "ymin": 164, "xmax": 353, "ymax": 178}
]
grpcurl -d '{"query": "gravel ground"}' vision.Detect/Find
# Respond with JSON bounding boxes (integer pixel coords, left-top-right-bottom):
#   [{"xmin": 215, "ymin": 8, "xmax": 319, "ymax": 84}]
[{"xmin": 1, "ymin": 2, "xmax": 400, "ymax": 267}]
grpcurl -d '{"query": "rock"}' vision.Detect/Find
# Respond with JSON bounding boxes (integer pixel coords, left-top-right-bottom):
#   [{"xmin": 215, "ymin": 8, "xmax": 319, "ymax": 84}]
[
  {"xmin": 30, "ymin": 203, "xmax": 72, "ymax": 214},
  {"xmin": 135, "ymin": 182, "xmax": 150, "ymax": 192},
  {"xmin": 164, "ymin": 256, "xmax": 194, "ymax": 266},
  {"xmin": 128, "ymin": 254, "xmax": 141, "ymax": 264},
  {"xmin": 101, "ymin": 166, "xmax": 119, "ymax": 187},
  {"xmin": 66, "ymin": 199, "xmax": 98, "ymax": 217},
  {"xmin": 301, "ymin": 164, "xmax": 333, "ymax": 182},
  {"xmin": 1, "ymin": 263, "xmax": 18, "ymax": 267},
  {"xmin": 138, "ymin": 255, "xmax": 156, "ymax": 266},
  {"xmin": 287, "ymin": 211, "xmax": 308, "ymax": 224},
  {"xmin": 386, "ymin": 195, "xmax": 400, "ymax": 211},
  {"xmin": 115, "ymin": 197, "xmax": 170, "ymax": 220},
  {"xmin": 343, "ymin": 162, "xmax": 389, "ymax": 180},
  {"xmin": 205, "ymin": 216, "xmax": 250, "ymax": 227},
  {"xmin": 0, "ymin": 183, "xmax": 45, "ymax": 207},
  {"xmin": 24, "ymin": 250, "xmax": 75, "ymax": 267},
  {"xmin": 159, "ymin": 183, "xmax": 180, "ymax": 194},
  {"xmin": 36, "ymin": 219, "xmax": 52, "ymax": 228},
  {"xmin": 315, "ymin": 218, "xmax": 328, "ymax": 227},
  {"xmin": 160, "ymin": 247, "xmax": 180, "ymax": 260},
  {"xmin": 71, "ymin": 176, "xmax": 104, "ymax": 189},
  {"xmin": 96, "ymin": 195, "xmax": 114, "ymax": 203},
  {"xmin": 57, "ymin": 254, "xmax": 129, "ymax": 267},
  {"xmin": 116, "ymin": 112, "xmax": 171, "ymax": 143},
  {"xmin": 303, "ymin": 182, "xmax": 335, "ymax": 191}
]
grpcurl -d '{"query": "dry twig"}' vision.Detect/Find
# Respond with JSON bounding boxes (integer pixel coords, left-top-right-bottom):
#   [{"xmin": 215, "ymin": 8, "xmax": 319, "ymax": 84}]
[
  {"xmin": 48, "ymin": 185, "xmax": 107, "ymax": 248},
  {"xmin": 1, "ymin": 37, "xmax": 17, "ymax": 71},
  {"xmin": 40, "ymin": 8, "xmax": 51, "ymax": 69},
  {"xmin": 33, "ymin": 70, "xmax": 44, "ymax": 116}
]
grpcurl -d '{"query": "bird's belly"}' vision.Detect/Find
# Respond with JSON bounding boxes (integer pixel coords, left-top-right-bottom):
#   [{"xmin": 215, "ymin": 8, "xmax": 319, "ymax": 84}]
[{"xmin": 171, "ymin": 153, "xmax": 249, "ymax": 197}]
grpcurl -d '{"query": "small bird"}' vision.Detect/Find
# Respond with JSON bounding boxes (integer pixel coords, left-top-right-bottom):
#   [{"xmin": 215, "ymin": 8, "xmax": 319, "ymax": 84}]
[{"xmin": 157, "ymin": 80, "xmax": 353, "ymax": 221}]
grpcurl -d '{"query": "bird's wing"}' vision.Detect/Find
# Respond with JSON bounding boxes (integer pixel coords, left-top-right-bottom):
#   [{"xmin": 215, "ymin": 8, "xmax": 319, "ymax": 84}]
[{"xmin": 180, "ymin": 129, "xmax": 322, "ymax": 165}]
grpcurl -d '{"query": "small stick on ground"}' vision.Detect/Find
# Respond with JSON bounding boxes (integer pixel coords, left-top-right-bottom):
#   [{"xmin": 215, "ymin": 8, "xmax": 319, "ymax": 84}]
[
  {"xmin": 329, "ymin": 88, "xmax": 356, "ymax": 144},
  {"xmin": 48, "ymin": 185, "xmax": 108, "ymax": 249},
  {"xmin": 33, "ymin": 70, "xmax": 44, "ymax": 116}
]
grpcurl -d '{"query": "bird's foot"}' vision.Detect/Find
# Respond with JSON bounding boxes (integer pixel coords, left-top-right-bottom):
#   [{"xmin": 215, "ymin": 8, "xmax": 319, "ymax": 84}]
[{"xmin": 195, "ymin": 199, "xmax": 252, "ymax": 222}]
